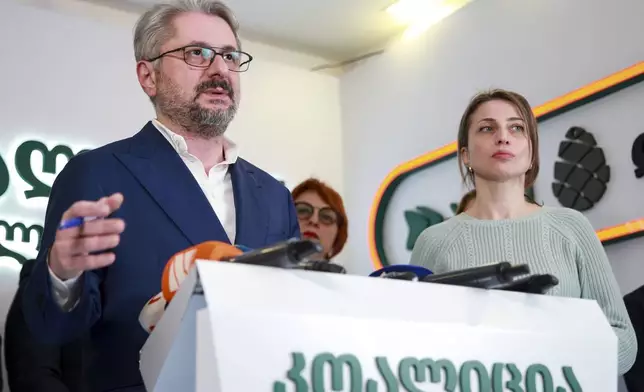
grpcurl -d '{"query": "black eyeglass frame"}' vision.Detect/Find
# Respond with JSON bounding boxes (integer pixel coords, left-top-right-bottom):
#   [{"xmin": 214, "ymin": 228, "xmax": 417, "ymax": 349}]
[
  {"xmin": 294, "ymin": 201, "xmax": 341, "ymax": 226},
  {"xmin": 145, "ymin": 44, "xmax": 253, "ymax": 72}
]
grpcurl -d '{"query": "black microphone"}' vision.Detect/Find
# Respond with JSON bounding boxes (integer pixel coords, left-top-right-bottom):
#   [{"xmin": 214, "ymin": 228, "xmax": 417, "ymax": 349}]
[
  {"xmin": 420, "ymin": 262, "xmax": 530, "ymax": 289},
  {"xmin": 494, "ymin": 274, "xmax": 559, "ymax": 294},
  {"xmin": 229, "ymin": 239, "xmax": 323, "ymax": 268},
  {"xmin": 293, "ymin": 260, "xmax": 346, "ymax": 274}
]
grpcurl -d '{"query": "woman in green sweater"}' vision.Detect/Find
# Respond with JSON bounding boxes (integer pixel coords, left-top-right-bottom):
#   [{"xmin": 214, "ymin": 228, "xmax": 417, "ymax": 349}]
[{"xmin": 410, "ymin": 88, "xmax": 636, "ymax": 375}]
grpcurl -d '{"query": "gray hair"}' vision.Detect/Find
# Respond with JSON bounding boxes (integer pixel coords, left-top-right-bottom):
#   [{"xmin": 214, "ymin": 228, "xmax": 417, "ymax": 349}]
[{"xmin": 133, "ymin": 0, "xmax": 241, "ymax": 62}]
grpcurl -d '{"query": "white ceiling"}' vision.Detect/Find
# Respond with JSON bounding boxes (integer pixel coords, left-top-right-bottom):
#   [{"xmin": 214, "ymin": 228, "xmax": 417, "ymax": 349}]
[{"xmin": 83, "ymin": 0, "xmax": 408, "ymax": 62}]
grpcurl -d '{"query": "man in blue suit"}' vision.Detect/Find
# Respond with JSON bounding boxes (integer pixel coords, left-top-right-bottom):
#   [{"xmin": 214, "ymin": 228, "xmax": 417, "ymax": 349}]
[{"xmin": 21, "ymin": 1, "xmax": 300, "ymax": 391}]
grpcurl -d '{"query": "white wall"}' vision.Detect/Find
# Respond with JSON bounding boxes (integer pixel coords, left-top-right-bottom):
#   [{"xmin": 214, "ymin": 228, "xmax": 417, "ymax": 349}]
[
  {"xmin": 340, "ymin": 0, "xmax": 644, "ymax": 284},
  {"xmin": 0, "ymin": 0, "xmax": 342, "ymax": 389}
]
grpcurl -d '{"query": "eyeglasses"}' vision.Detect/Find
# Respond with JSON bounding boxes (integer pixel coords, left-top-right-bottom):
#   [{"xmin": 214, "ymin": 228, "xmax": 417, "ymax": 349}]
[
  {"xmin": 295, "ymin": 202, "xmax": 339, "ymax": 226},
  {"xmin": 147, "ymin": 45, "xmax": 253, "ymax": 72}
]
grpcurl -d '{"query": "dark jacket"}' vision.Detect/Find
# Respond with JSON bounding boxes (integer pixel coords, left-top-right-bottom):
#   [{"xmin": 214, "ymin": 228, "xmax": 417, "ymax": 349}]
[
  {"xmin": 4, "ymin": 259, "xmax": 88, "ymax": 392},
  {"xmin": 624, "ymin": 284, "xmax": 644, "ymax": 391},
  {"xmin": 21, "ymin": 122, "xmax": 300, "ymax": 391},
  {"xmin": 0, "ymin": 333, "xmax": 3, "ymax": 392}
]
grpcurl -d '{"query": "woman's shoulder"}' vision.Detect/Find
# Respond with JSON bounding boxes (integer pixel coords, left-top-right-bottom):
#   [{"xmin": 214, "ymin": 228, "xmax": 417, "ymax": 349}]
[
  {"xmin": 539, "ymin": 205, "xmax": 596, "ymax": 239},
  {"xmin": 540, "ymin": 205, "xmax": 589, "ymax": 224},
  {"xmin": 410, "ymin": 215, "xmax": 465, "ymax": 268},
  {"xmin": 413, "ymin": 214, "xmax": 467, "ymax": 248}
]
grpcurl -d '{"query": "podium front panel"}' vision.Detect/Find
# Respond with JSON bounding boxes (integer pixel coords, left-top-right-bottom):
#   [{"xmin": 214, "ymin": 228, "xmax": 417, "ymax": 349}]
[
  {"xmin": 194, "ymin": 261, "xmax": 617, "ymax": 391},
  {"xmin": 209, "ymin": 309, "xmax": 609, "ymax": 391}
]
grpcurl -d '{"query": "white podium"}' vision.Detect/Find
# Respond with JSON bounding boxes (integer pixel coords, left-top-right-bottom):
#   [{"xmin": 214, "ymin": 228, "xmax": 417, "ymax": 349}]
[{"xmin": 140, "ymin": 261, "xmax": 618, "ymax": 392}]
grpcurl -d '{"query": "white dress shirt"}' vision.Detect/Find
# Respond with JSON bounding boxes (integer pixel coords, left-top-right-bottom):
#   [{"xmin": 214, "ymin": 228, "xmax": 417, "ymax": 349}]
[
  {"xmin": 153, "ymin": 119, "xmax": 238, "ymax": 243},
  {"xmin": 48, "ymin": 119, "xmax": 239, "ymax": 309}
]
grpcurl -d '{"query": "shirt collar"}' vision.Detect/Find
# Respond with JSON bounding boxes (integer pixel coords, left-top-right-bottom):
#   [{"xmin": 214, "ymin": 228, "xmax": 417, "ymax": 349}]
[{"xmin": 152, "ymin": 119, "xmax": 239, "ymax": 165}]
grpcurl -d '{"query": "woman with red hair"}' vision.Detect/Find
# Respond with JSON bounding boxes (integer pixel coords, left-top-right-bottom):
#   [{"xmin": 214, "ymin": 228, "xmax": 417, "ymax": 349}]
[{"xmin": 291, "ymin": 178, "xmax": 348, "ymax": 260}]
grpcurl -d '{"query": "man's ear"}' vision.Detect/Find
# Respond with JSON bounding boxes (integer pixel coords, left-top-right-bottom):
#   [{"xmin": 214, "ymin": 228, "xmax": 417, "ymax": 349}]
[{"xmin": 136, "ymin": 61, "xmax": 158, "ymax": 98}]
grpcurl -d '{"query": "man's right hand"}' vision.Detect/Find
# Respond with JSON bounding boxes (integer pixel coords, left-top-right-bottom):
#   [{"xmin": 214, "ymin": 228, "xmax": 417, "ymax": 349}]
[{"xmin": 49, "ymin": 193, "xmax": 126, "ymax": 281}]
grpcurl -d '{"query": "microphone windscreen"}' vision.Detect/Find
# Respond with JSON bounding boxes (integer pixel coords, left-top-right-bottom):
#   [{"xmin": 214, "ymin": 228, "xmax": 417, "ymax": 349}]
[
  {"xmin": 140, "ymin": 242, "xmax": 253, "ymax": 334},
  {"xmin": 161, "ymin": 241, "xmax": 244, "ymax": 303},
  {"xmin": 370, "ymin": 264, "xmax": 433, "ymax": 279},
  {"xmin": 139, "ymin": 292, "xmax": 166, "ymax": 333}
]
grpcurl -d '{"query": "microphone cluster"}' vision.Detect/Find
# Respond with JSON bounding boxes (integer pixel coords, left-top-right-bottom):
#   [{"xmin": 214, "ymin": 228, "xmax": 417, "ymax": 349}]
[
  {"xmin": 228, "ymin": 238, "xmax": 346, "ymax": 274},
  {"xmin": 223, "ymin": 239, "xmax": 557, "ymax": 294},
  {"xmin": 374, "ymin": 262, "xmax": 558, "ymax": 294},
  {"xmin": 139, "ymin": 238, "xmax": 344, "ymax": 333},
  {"xmin": 139, "ymin": 239, "xmax": 558, "ymax": 334}
]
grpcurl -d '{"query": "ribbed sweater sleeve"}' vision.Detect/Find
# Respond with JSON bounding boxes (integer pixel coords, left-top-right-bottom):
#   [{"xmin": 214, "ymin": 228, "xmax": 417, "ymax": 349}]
[
  {"xmin": 551, "ymin": 209, "xmax": 637, "ymax": 375},
  {"xmin": 409, "ymin": 206, "xmax": 637, "ymax": 375}
]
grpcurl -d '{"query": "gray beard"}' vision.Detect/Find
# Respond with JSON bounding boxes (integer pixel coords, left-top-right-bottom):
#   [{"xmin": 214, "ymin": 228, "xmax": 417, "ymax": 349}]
[{"xmin": 154, "ymin": 73, "xmax": 237, "ymax": 138}]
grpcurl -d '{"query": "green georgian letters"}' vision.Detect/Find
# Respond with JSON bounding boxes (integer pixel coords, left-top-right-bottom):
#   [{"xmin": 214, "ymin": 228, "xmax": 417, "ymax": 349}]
[
  {"xmin": 0, "ymin": 221, "xmax": 42, "ymax": 250},
  {"xmin": 273, "ymin": 353, "xmax": 308, "ymax": 392},
  {"xmin": 365, "ymin": 357, "xmax": 399, "ymax": 391},
  {"xmin": 273, "ymin": 352, "xmax": 583, "ymax": 392},
  {"xmin": 0, "ymin": 140, "xmax": 87, "ymax": 265},
  {"xmin": 398, "ymin": 357, "xmax": 458, "ymax": 392},
  {"xmin": 14, "ymin": 140, "xmax": 90, "ymax": 199},
  {"xmin": 0, "ymin": 152, "xmax": 9, "ymax": 199},
  {"xmin": 311, "ymin": 353, "xmax": 363, "ymax": 391},
  {"xmin": 0, "ymin": 221, "xmax": 43, "ymax": 265}
]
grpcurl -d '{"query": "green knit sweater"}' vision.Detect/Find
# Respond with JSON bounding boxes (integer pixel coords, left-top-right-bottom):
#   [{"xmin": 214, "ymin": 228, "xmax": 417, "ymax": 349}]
[{"xmin": 410, "ymin": 206, "xmax": 637, "ymax": 375}]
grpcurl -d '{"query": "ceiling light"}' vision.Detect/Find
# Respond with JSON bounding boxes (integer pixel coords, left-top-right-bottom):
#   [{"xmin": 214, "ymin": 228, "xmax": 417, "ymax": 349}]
[
  {"xmin": 386, "ymin": 0, "xmax": 446, "ymax": 25},
  {"xmin": 386, "ymin": 0, "xmax": 474, "ymax": 40}
]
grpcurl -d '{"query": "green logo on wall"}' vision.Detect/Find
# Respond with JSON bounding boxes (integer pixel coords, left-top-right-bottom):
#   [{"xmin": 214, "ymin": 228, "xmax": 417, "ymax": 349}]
[
  {"xmin": 404, "ymin": 206, "xmax": 449, "ymax": 250},
  {"xmin": 633, "ymin": 132, "xmax": 644, "ymax": 178},
  {"xmin": 272, "ymin": 351, "xmax": 582, "ymax": 392},
  {"xmin": 0, "ymin": 140, "xmax": 89, "ymax": 265}
]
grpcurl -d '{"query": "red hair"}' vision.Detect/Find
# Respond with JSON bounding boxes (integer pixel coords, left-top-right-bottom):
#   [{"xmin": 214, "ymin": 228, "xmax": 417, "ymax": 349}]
[{"xmin": 291, "ymin": 178, "xmax": 348, "ymax": 257}]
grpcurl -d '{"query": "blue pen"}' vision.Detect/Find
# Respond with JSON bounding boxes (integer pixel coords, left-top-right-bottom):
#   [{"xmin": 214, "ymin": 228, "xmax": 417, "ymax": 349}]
[{"xmin": 58, "ymin": 216, "xmax": 100, "ymax": 230}]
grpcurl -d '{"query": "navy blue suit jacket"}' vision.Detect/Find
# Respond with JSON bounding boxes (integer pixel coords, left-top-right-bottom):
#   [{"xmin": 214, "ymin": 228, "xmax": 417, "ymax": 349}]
[{"xmin": 21, "ymin": 122, "xmax": 300, "ymax": 392}]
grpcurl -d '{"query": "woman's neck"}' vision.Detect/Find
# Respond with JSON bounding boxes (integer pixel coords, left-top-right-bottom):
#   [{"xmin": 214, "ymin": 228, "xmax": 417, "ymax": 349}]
[{"xmin": 466, "ymin": 179, "xmax": 537, "ymax": 220}]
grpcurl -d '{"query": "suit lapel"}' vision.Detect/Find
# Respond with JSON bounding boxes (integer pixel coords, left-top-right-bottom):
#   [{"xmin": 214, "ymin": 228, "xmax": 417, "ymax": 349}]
[
  {"xmin": 230, "ymin": 160, "xmax": 268, "ymax": 248},
  {"xmin": 115, "ymin": 123, "xmax": 229, "ymax": 246}
]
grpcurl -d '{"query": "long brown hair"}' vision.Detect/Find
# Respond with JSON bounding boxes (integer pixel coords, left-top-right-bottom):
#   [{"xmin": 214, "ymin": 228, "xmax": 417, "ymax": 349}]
[
  {"xmin": 455, "ymin": 188, "xmax": 540, "ymax": 213},
  {"xmin": 457, "ymin": 89, "xmax": 540, "ymax": 190},
  {"xmin": 455, "ymin": 190, "xmax": 476, "ymax": 214}
]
